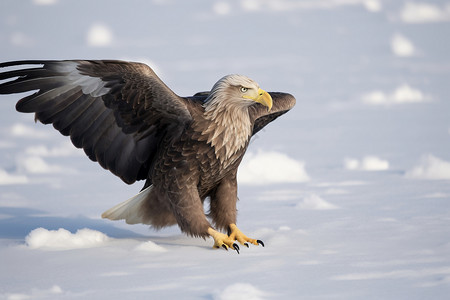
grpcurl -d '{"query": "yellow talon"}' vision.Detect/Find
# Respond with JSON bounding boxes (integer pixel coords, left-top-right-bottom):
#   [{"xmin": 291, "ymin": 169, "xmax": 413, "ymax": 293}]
[
  {"xmin": 228, "ymin": 224, "xmax": 262, "ymax": 246},
  {"xmin": 207, "ymin": 225, "xmax": 264, "ymax": 253},
  {"xmin": 207, "ymin": 227, "xmax": 237, "ymax": 250}
]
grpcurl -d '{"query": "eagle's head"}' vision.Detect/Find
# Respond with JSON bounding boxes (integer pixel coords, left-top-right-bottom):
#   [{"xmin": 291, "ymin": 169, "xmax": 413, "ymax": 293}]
[
  {"xmin": 199, "ymin": 74, "xmax": 273, "ymax": 162},
  {"xmin": 204, "ymin": 74, "xmax": 273, "ymax": 113}
]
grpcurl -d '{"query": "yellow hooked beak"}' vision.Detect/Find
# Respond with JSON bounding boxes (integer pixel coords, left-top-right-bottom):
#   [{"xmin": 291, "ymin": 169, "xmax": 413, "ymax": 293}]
[{"xmin": 254, "ymin": 88, "xmax": 273, "ymax": 112}]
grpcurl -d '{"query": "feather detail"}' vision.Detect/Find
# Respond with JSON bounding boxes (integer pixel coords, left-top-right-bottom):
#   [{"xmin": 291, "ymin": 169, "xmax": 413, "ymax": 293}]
[
  {"xmin": 101, "ymin": 185, "xmax": 152, "ymax": 224},
  {"xmin": 197, "ymin": 75, "xmax": 254, "ymax": 165},
  {"xmin": 199, "ymin": 109, "xmax": 251, "ymax": 166}
]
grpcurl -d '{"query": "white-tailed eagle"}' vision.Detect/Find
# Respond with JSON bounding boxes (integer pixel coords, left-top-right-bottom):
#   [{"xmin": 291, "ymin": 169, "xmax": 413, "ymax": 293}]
[{"xmin": 0, "ymin": 60, "xmax": 295, "ymax": 253}]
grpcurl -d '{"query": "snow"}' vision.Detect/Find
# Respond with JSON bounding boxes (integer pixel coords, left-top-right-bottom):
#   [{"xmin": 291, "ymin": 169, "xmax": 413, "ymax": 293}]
[
  {"xmin": 238, "ymin": 150, "xmax": 310, "ymax": 185},
  {"xmin": 0, "ymin": 169, "xmax": 28, "ymax": 185},
  {"xmin": 391, "ymin": 33, "xmax": 416, "ymax": 57},
  {"xmin": 1, "ymin": 0, "xmax": 450, "ymax": 299},
  {"xmin": 24, "ymin": 141, "xmax": 82, "ymax": 157},
  {"xmin": 296, "ymin": 194, "xmax": 339, "ymax": 210},
  {"xmin": 32, "ymin": 0, "xmax": 59, "ymax": 6},
  {"xmin": 134, "ymin": 240, "xmax": 167, "ymax": 253},
  {"xmin": 86, "ymin": 23, "xmax": 114, "ymax": 47},
  {"xmin": 9, "ymin": 32, "xmax": 35, "ymax": 48},
  {"xmin": 406, "ymin": 155, "xmax": 450, "ymax": 180},
  {"xmin": 361, "ymin": 85, "xmax": 429, "ymax": 106},
  {"xmin": 5, "ymin": 285, "xmax": 63, "ymax": 300},
  {"xmin": 213, "ymin": 283, "xmax": 268, "ymax": 300},
  {"xmin": 212, "ymin": 2, "xmax": 232, "ymax": 15},
  {"xmin": 237, "ymin": 0, "xmax": 383, "ymax": 13},
  {"xmin": 25, "ymin": 228, "xmax": 110, "ymax": 250},
  {"xmin": 362, "ymin": 0, "xmax": 382, "ymax": 12},
  {"xmin": 344, "ymin": 155, "xmax": 390, "ymax": 171},
  {"xmin": 399, "ymin": 2, "xmax": 450, "ymax": 23},
  {"xmin": 16, "ymin": 156, "xmax": 67, "ymax": 174},
  {"xmin": 9, "ymin": 123, "xmax": 52, "ymax": 139}
]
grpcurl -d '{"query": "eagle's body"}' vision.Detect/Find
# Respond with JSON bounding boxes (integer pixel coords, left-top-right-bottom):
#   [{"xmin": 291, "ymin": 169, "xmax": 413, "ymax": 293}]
[{"xmin": 0, "ymin": 60, "xmax": 295, "ymax": 252}]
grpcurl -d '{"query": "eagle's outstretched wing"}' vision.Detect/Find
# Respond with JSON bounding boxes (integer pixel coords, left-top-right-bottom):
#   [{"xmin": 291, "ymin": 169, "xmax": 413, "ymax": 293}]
[{"xmin": 0, "ymin": 60, "xmax": 194, "ymax": 184}]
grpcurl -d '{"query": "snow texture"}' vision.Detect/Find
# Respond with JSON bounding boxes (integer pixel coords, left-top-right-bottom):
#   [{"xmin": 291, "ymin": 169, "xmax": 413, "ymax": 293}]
[
  {"xmin": 32, "ymin": 0, "xmax": 59, "ymax": 5},
  {"xmin": 213, "ymin": 283, "xmax": 267, "ymax": 300},
  {"xmin": 134, "ymin": 240, "xmax": 167, "ymax": 253},
  {"xmin": 5, "ymin": 285, "xmax": 63, "ymax": 300},
  {"xmin": 296, "ymin": 194, "xmax": 338, "ymax": 210},
  {"xmin": 25, "ymin": 228, "xmax": 110, "ymax": 250},
  {"xmin": 86, "ymin": 23, "xmax": 114, "ymax": 47},
  {"xmin": 361, "ymin": 85, "xmax": 429, "ymax": 106},
  {"xmin": 0, "ymin": 169, "xmax": 28, "ymax": 185},
  {"xmin": 406, "ymin": 155, "xmax": 450, "ymax": 180},
  {"xmin": 344, "ymin": 156, "xmax": 390, "ymax": 171},
  {"xmin": 1, "ymin": 1, "xmax": 450, "ymax": 299},
  {"xmin": 9, "ymin": 123, "xmax": 52, "ymax": 139},
  {"xmin": 391, "ymin": 33, "xmax": 416, "ymax": 57},
  {"xmin": 399, "ymin": 2, "xmax": 450, "ymax": 23},
  {"xmin": 238, "ymin": 150, "xmax": 310, "ymax": 185}
]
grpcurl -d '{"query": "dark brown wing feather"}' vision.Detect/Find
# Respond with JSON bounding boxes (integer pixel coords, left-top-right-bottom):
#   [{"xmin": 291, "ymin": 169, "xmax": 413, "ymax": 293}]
[
  {"xmin": 251, "ymin": 92, "xmax": 296, "ymax": 135},
  {"xmin": 0, "ymin": 60, "xmax": 197, "ymax": 184}
]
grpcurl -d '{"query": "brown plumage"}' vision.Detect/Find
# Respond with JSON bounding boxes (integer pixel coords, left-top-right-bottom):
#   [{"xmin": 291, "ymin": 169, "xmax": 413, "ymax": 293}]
[{"xmin": 0, "ymin": 60, "xmax": 295, "ymax": 252}]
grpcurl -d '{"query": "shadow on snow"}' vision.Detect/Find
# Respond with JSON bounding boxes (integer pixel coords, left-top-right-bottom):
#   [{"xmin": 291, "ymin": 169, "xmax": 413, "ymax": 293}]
[{"xmin": 0, "ymin": 206, "xmax": 145, "ymax": 239}]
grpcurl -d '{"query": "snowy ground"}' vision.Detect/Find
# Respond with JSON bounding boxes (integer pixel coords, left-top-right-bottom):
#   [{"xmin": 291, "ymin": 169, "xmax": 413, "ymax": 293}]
[{"xmin": 1, "ymin": 1, "xmax": 450, "ymax": 299}]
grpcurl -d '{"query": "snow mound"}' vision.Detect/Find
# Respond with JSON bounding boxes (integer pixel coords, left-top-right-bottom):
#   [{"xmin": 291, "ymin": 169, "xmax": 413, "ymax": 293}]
[
  {"xmin": 5, "ymin": 285, "xmax": 63, "ymax": 300},
  {"xmin": 406, "ymin": 155, "xmax": 450, "ymax": 180},
  {"xmin": 32, "ymin": 0, "xmax": 59, "ymax": 6},
  {"xmin": 86, "ymin": 23, "xmax": 113, "ymax": 47},
  {"xmin": 344, "ymin": 156, "xmax": 389, "ymax": 171},
  {"xmin": 239, "ymin": 0, "xmax": 381, "ymax": 13},
  {"xmin": 134, "ymin": 241, "xmax": 167, "ymax": 253},
  {"xmin": 391, "ymin": 33, "xmax": 415, "ymax": 57},
  {"xmin": 17, "ymin": 156, "xmax": 65, "ymax": 174},
  {"xmin": 25, "ymin": 141, "xmax": 82, "ymax": 157},
  {"xmin": 213, "ymin": 2, "xmax": 231, "ymax": 15},
  {"xmin": 238, "ymin": 150, "xmax": 310, "ymax": 185},
  {"xmin": 0, "ymin": 168, "xmax": 28, "ymax": 185},
  {"xmin": 9, "ymin": 123, "xmax": 51, "ymax": 139},
  {"xmin": 25, "ymin": 228, "xmax": 110, "ymax": 250},
  {"xmin": 214, "ymin": 283, "xmax": 267, "ymax": 300},
  {"xmin": 400, "ymin": 2, "xmax": 450, "ymax": 23},
  {"xmin": 362, "ymin": 85, "xmax": 429, "ymax": 106},
  {"xmin": 296, "ymin": 194, "xmax": 339, "ymax": 210}
]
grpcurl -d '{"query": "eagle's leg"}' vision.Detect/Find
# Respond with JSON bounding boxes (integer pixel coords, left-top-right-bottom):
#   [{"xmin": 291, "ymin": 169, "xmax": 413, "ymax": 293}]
[
  {"xmin": 207, "ymin": 172, "xmax": 264, "ymax": 251},
  {"xmin": 228, "ymin": 223, "xmax": 264, "ymax": 248},
  {"xmin": 207, "ymin": 227, "xmax": 240, "ymax": 253}
]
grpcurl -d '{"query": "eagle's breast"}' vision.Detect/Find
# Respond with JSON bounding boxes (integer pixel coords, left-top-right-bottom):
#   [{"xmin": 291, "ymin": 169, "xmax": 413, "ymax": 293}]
[{"xmin": 193, "ymin": 106, "xmax": 252, "ymax": 170}]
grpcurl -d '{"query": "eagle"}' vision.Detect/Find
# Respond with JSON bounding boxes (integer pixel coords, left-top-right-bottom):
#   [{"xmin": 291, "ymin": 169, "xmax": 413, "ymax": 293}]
[{"xmin": 0, "ymin": 60, "xmax": 295, "ymax": 253}]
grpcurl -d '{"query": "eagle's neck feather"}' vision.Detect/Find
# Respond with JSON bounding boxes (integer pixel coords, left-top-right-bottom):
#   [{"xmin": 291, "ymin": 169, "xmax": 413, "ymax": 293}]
[{"xmin": 201, "ymin": 95, "xmax": 252, "ymax": 165}]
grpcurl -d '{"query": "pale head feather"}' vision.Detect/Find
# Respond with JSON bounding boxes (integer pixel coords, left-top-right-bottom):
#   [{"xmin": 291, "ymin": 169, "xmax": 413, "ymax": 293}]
[
  {"xmin": 204, "ymin": 74, "xmax": 260, "ymax": 114},
  {"xmin": 200, "ymin": 74, "xmax": 260, "ymax": 165}
]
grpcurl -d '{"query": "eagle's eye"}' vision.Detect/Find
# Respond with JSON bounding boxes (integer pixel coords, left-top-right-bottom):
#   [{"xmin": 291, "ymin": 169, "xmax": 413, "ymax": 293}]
[{"xmin": 240, "ymin": 87, "xmax": 248, "ymax": 93}]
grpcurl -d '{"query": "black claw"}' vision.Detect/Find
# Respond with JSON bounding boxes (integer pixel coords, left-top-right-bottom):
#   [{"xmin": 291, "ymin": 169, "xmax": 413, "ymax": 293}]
[
  {"xmin": 257, "ymin": 240, "xmax": 265, "ymax": 247},
  {"xmin": 222, "ymin": 244, "xmax": 228, "ymax": 251},
  {"xmin": 244, "ymin": 243, "xmax": 249, "ymax": 248},
  {"xmin": 233, "ymin": 243, "xmax": 240, "ymax": 254}
]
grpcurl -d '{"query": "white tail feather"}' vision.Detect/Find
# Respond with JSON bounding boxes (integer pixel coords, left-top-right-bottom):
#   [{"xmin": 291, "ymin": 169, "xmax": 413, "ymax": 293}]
[{"xmin": 101, "ymin": 186, "xmax": 152, "ymax": 225}]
